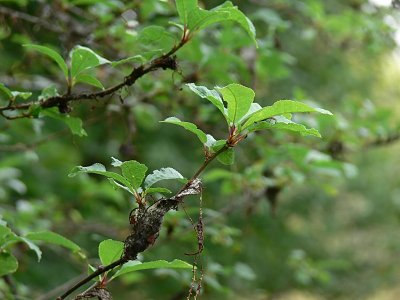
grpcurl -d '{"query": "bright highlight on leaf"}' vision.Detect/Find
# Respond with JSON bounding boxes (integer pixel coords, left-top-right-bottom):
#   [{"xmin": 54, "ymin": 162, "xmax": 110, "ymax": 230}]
[
  {"xmin": 247, "ymin": 116, "xmax": 322, "ymax": 137},
  {"xmin": 161, "ymin": 117, "xmax": 207, "ymax": 144},
  {"xmin": 0, "ymin": 83, "xmax": 32, "ymax": 102},
  {"xmin": 242, "ymin": 100, "xmax": 333, "ymax": 130},
  {"xmin": 144, "ymin": 167, "xmax": 186, "ymax": 188},
  {"xmin": 25, "ymin": 231, "xmax": 81, "ymax": 252}
]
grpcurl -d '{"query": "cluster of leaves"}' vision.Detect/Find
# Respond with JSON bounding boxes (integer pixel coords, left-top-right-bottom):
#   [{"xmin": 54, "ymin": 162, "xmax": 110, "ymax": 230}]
[
  {"xmin": 69, "ymin": 158, "xmax": 186, "ymax": 203},
  {"xmin": 0, "ymin": 220, "xmax": 82, "ymax": 277},
  {"xmin": 0, "ymin": 0, "xmax": 399, "ymax": 299},
  {"xmin": 164, "ymin": 83, "xmax": 331, "ymax": 165},
  {"xmin": 95, "ymin": 239, "xmax": 192, "ymax": 281}
]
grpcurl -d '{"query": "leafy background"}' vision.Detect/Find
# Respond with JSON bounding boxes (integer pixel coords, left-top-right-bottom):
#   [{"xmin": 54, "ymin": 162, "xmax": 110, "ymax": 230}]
[{"xmin": 1, "ymin": 0, "xmax": 400, "ymax": 299}]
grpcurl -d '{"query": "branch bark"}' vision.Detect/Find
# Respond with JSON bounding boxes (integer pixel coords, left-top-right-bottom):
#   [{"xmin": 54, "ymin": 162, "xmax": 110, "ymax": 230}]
[
  {"xmin": 55, "ymin": 144, "xmax": 228, "ymax": 300},
  {"xmin": 0, "ymin": 30, "xmax": 190, "ymax": 118}
]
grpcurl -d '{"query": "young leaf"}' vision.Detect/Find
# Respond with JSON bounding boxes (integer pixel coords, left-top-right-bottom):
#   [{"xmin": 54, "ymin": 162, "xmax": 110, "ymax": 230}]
[
  {"xmin": 0, "ymin": 83, "xmax": 32, "ymax": 102},
  {"xmin": 209, "ymin": 2, "xmax": 258, "ymax": 46},
  {"xmin": 19, "ymin": 237, "xmax": 42, "ymax": 261},
  {"xmin": 175, "ymin": 0, "xmax": 197, "ymax": 24},
  {"xmin": 11, "ymin": 91, "xmax": 32, "ymax": 100},
  {"xmin": 211, "ymin": 140, "xmax": 227, "ymax": 153},
  {"xmin": 138, "ymin": 25, "xmax": 175, "ymax": 45},
  {"xmin": 24, "ymin": 44, "xmax": 68, "ymax": 79},
  {"xmin": 98, "ymin": 239, "xmax": 124, "ymax": 266},
  {"xmin": 205, "ymin": 134, "xmax": 217, "ymax": 148},
  {"xmin": 177, "ymin": 1, "xmax": 257, "ymax": 47},
  {"xmin": 144, "ymin": 168, "xmax": 186, "ymax": 188},
  {"xmin": 242, "ymin": 100, "xmax": 333, "ymax": 130},
  {"xmin": 111, "ymin": 55, "xmax": 145, "ymax": 67},
  {"xmin": 70, "ymin": 46, "xmax": 110, "ymax": 79},
  {"xmin": 247, "ymin": 116, "xmax": 322, "ymax": 137},
  {"xmin": 111, "ymin": 157, "xmax": 123, "ymax": 167},
  {"xmin": 187, "ymin": 9, "xmax": 230, "ymax": 32},
  {"xmin": 145, "ymin": 187, "xmax": 172, "ymax": 195},
  {"xmin": 217, "ymin": 148, "xmax": 235, "ymax": 165},
  {"xmin": 69, "ymin": 163, "xmax": 133, "ymax": 191},
  {"xmin": 161, "ymin": 117, "xmax": 207, "ymax": 144},
  {"xmin": 0, "ymin": 253, "xmax": 18, "ymax": 277},
  {"xmin": 38, "ymin": 86, "xmax": 59, "ymax": 101},
  {"xmin": 119, "ymin": 160, "xmax": 148, "ymax": 190},
  {"xmin": 108, "ymin": 178, "xmax": 134, "ymax": 195},
  {"xmin": 41, "ymin": 108, "xmax": 87, "ymax": 137},
  {"xmin": 238, "ymin": 102, "xmax": 262, "ymax": 123},
  {"xmin": 186, "ymin": 83, "xmax": 227, "ymax": 118},
  {"xmin": 75, "ymin": 74, "xmax": 104, "ymax": 89},
  {"xmin": 216, "ymin": 83, "xmax": 255, "ymax": 124},
  {"xmin": 112, "ymin": 259, "xmax": 192, "ymax": 279},
  {"xmin": 0, "ymin": 223, "xmax": 14, "ymax": 241},
  {"xmin": 0, "ymin": 83, "xmax": 13, "ymax": 99},
  {"xmin": 25, "ymin": 231, "xmax": 81, "ymax": 252}
]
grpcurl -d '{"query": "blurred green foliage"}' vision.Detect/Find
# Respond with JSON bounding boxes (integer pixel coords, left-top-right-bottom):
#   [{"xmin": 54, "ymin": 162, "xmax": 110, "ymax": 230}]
[{"xmin": 1, "ymin": 0, "xmax": 400, "ymax": 299}]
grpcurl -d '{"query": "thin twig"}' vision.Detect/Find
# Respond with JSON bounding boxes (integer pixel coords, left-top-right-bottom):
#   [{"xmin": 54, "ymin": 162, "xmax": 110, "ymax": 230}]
[
  {"xmin": 0, "ymin": 30, "xmax": 190, "ymax": 117},
  {"xmin": 54, "ymin": 142, "xmax": 229, "ymax": 299},
  {"xmin": 57, "ymin": 258, "xmax": 127, "ymax": 300}
]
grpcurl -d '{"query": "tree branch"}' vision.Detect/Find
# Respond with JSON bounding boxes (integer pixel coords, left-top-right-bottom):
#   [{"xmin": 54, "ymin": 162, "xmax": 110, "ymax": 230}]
[
  {"xmin": 55, "ymin": 142, "xmax": 229, "ymax": 300},
  {"xmin": 0, "ymin": 30, "xmax": 190, "ymax": 118}
]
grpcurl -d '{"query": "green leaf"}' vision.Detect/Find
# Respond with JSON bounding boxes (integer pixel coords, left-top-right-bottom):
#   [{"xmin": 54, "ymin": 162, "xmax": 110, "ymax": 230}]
[
  {"xmin": 186, "ymin": 83, "xmax": 226, "ymax": 118},
  {"xmin": 69, "ymin": 163, "xmax": 133, "ymax": 191},
  {"xmin": 75, "ymin": 74, "xmax": 104, "ymax": 89},
  {"xmin": 41, "ymin": 108, "xmax": 87, "ymax": 137},
  {"xmin": 98, "ymin": 239, "xmax": 124, "ymax": 266},
  {"xmin": 216, "ymin": 83, "xmax": 255, "ymax": 125},
  {"xmin": 217, "ymin": 148, "xmax": 234, "ymax": 165},
  {"xmin": 38, "ymin": 86, "xmax": 59, "ymax": 101},
  {"xmin": 70, "ymin": 45, "xmax": 110, "ymax": 79},
  {"xmin": 175, "ymin": 0, "xmax": 197, "ymax": 24},
  {"xmin": 28, "ymin": 103, "xmax": 42, "ymax": 118},
  {"xmin": 0, "ymin": 252, "xmax": 18, "ymax": 277},
  {"xmin": 239, "ymin": 103, "xmax": 262, "ymax": 123},
  {"xmin": 111, "ymin": 55, "xmax": 145, "ymax": 67},
  {"xmin": 144, "ymin": 168, "xmax": 186, "ymax": 188},
  {"xmin": 178, "ymin": 1, "xmax": 257, "ymax": 47},
  {"xmin": 25, "ymin": 231, "xmax": 81, "ymax": 252},
  {"xmin": 108, "ymin": 178, "xmax": 134, "ymax": 195},
  {"xmin": 0, "ymin": 83, "xmax": 32, "ymax": 102},
  {"xmin": 242, "ymin": 100, "xmax": 333, "ymax": 130},
  {"xmin": 247, "ymin": 116, "xmax": 322, "ymax": 137},
  {"xmin": 145, "ymin": 187, "xmax": 172, "ymax": 195},
  {"xmin": 161, "ymin": 117, "xmax": 207, "ymax": 144},
  {"xmin": 138, "ymin": 25, "xmax": 174, "ymax": 45},
  {"xmin": 119, "ymin": 160, "xmax": 148, "ymax": 190},
  {"xmin": 211, "ymin": 140, "xmax": 227, "ymax": 152},
  {"xmin": 187, "ymin": 8, "xmax": 230, "ymax": 32},
  {"xmin": 205, "ymin": 134, "xmax": 217, "ymax": 148},
  {"xmin": 19, "ymin": 237, "xmax": 42, "ymax": 261},
  {"xmin": 24, "ymin": 44, "xmax": 68, "ymax": 79},
  {"xmin": 0, "ymin": 223, "xmax": 13, "ymax": 240},
  {"xmin": 11, "ymin": 91, "xmax": 32, "ymax": 100},
  {"xmin": 0, "ymin": 83, "xmax": 13, "ymax": 99},
  {"xmin": 112, "ymin": 259, "xmax": 192, "ymax": 279},
  {"xmin": 210, "ymin": 2, "xmax": 257, "ymax": 46}
]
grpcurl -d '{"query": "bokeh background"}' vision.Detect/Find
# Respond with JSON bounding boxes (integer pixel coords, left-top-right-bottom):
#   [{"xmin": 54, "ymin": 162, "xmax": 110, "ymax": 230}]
[{"xmin": 1, "ymin": 0, "xmax": 400, "ymax": 299}]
